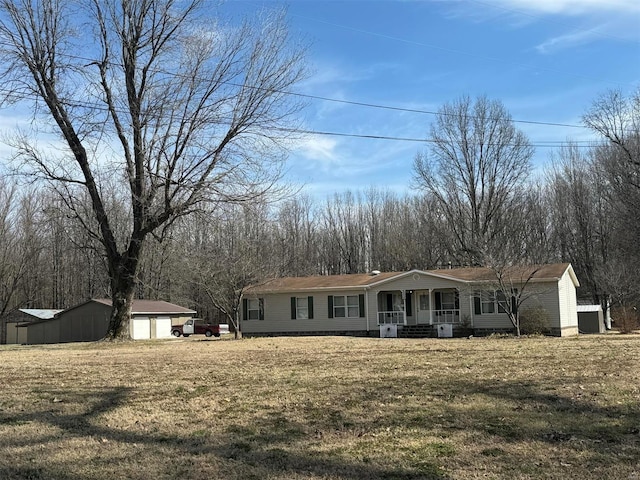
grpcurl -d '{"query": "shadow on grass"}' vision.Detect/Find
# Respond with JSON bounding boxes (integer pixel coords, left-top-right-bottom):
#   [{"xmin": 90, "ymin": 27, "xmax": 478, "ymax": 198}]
[
  {"xmin": 3, "ymin": 375, "xmax": 637, "ymax": 479},
  {"xmin": 451, "ymin": 379, "xmax": 640, "ymax": 445},
  {"xmin": 0, "ymin": 386, "xmax": 447, "ymax": 480}
]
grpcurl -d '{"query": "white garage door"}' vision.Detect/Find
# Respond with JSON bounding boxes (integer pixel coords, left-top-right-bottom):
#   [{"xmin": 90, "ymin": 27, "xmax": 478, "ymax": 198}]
[
  {"xmin": 155, "ymin": 317, "xmax": 172, "ymax": 339},
  {"xmin": 132, "ymin": 317, "xmax": 150, "ymax": 340}
]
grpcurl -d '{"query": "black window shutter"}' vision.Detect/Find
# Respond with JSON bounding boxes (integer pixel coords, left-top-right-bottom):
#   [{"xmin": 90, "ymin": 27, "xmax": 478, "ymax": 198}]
[
  {"xmin": 308, "ymin": 296, "xmax": 314, "ymax": 319},
  {"xmin": 435, "ymin": 292, "xmax": 442, "ymax": 311},
  {"xmin": 328, "ymin": 296, "xmax": 333, "ymax": 318},
  {"xmin": 242, "ymin": 298, "xmax": 248, "ymax": 321},
  {"xmin": 406, "ymin": 292, "xmax": 413, "ymax": 317},
  {"xmin": 511, "ymin": 295, "xmax": 517, "ymax": 315},
  {"xmin": 291, "ymin": 297, "xmax": 297, "ymax": 320},
  {"xmin": 359, "ymin": 294, "xmax": 365, "ymax": 317},
  {"xmin": 455, "ymin": 291, "xmax": 460, "ymax": 309},
  {"xmin": 259, "ymin": 298, "xmax": 264, "ymax": 320},
  {"xmin": 474, "ymin": 295, "xmax": 481, "ymax": 315}
]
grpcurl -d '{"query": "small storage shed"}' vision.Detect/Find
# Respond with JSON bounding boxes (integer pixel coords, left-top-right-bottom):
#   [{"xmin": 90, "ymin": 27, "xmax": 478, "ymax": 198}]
[
  {"xmin": 5, "ymin": 309, "xmax": 63, "ymax": 344},
  {"xmin": 577, "ymin": 304, "xmax": 605, "ymax": 333},
  {"xmin": 17, "ymin": 299, "xmax": 196, "ymax": 344}
]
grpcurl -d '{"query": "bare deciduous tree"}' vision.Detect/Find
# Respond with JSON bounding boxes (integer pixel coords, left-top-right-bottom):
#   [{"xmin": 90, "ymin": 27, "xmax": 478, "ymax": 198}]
[
  {"xmin": 0, "ymin": 0, "xmax": 305, "ymax": 339},
  {"xmin": 413, "ymin": 95, "xmax": 534, "ymax": 265},
  {"xmin": 0, "ymin": 180, "xmax": 43, "ymax": 343}
]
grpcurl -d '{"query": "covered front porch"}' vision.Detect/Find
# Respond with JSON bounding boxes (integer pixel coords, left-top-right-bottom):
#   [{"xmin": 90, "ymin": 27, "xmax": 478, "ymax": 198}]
[{"xmin": 376, "ymin": 288, "xmax": 461, "ymax": 325}]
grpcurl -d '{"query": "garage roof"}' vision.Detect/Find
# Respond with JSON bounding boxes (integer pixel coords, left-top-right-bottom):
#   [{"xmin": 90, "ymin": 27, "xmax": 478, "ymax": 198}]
[{"xmin": 92, "ymin": 299, "xmax": 197, "ymax": 315}]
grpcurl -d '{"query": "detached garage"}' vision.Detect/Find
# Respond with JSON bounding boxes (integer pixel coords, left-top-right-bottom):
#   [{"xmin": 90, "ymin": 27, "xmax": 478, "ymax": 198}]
[{"xmin": 17, "ymin": 299, "xmax": 196, "ymax": 344}]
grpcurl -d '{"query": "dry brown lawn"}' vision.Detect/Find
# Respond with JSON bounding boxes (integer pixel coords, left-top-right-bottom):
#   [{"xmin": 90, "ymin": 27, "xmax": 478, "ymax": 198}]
[{"xmin": 1, "ymin": 334, "xmax": 639, "ymax": 479}]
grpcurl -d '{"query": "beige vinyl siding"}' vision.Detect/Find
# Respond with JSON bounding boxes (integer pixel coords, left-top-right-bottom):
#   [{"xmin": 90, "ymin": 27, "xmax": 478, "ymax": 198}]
[
  {"xmin": 243, "ymin": 290, "xmax": 368, "ymax": 334},
  {"xmin": 371, "ymin": 273, "xmax": 461, "ymax": 292},
  {"xmin": 470, "ymin": 304, "xmax": 514, "ymax": 330},
  {"xmin": 557, "ymin": 270, "xmax": 579, "ymax": 335},
  {"xmin": 530, "ymin": 282, "xmax": 561, "ymax": 329},
  {"xmin": 470, "ymin": 282, "xmax": 562, "ymax": 331}
]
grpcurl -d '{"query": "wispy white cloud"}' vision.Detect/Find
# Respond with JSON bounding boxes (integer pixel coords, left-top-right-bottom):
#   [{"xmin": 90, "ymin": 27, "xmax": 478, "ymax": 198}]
[
  {"xmin": 487, "ymin": 0, "xmax": 640, "ymax": 15},
  {"xmin": 293, "ymin": 134, "xmax": 339, "ymax": 166},
  {"xmin": 535, "ymin": 27, "xmax": 602, "ymax": 53},
  {"xmin": 447, "ymin": 0, "xmax": 640, "ymax": 44}
]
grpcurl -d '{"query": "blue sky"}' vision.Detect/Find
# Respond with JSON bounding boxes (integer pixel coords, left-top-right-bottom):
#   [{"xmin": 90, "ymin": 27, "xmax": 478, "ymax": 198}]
[{"xmin": 229, "ymin": 0, "xmax": 640, "ymax": 198}]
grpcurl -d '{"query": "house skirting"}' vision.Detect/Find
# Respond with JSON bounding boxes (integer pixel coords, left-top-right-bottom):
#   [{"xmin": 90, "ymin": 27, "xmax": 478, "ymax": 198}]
[
  {"xmin": 242, "ymin": 330, "xmax": 377, "ymax": 338},
  {"xmin": 242, "ymin": 325, "xmax": 579, "ymax": 339}
]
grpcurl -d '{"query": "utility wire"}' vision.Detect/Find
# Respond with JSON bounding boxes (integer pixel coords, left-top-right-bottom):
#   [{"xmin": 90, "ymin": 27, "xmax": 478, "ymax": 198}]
[
  {"xmin": 276, "ymin": 128, "xmax": 593, "ymax": 148},
  {"xmin": 0, "ymin": 39, "xmax": 589, "ymax": 131}
]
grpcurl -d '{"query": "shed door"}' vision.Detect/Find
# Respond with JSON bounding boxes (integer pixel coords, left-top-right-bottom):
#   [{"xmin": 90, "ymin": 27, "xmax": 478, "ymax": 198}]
[
  {"xmin": 132, "ymin": 317, "xmax": 151, "ymax": 340},
  {"xmin": 155, "ymin": 317, "xmax": 172, "ymax": 339}
]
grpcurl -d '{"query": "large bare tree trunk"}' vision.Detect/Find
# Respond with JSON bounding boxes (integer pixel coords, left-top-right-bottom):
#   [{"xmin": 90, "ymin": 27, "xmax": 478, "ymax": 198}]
[{"xmin": 0, "ymin": 0, "xmax": 305, "ymax": 340}]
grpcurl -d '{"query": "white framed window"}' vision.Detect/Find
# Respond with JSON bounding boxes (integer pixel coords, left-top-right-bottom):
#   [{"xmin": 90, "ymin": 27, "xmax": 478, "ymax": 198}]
[
  {"xmin": 247, "ymin": 298, "xmax": 261, "ymax": 320},
  {"xmin": 347, "ymin": 295, "xmax": 359, "ymax": 317},
  {"xmin": 333, "ymin": 295, "xmax": 345, "ymax": 317},
  {"xmin": 474, "ymin": 290, "xmax": 517, "ymax": 315},
  {"xmin": 291, "ymin": 296, "xmax": 313, "ymax": 319},
  {"xmin": 244, "ymin": 297, "xmax": 264, "ymax": 321},
  {"xmin": 296, "ymin": 297, "xmax": 308, "ymax": 319},
  {"xmin": 332, "ymin": 295, "xmax": 360, "ymax": 318},
  {"xmin": 481, "ymin": 291, "xmax": 495, "ymax": 314}
]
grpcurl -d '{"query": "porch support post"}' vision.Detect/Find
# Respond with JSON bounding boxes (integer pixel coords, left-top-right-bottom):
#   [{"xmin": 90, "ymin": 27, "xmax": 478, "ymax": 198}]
[
  {"xmin": 469, "ymin": 293, "xmax": 474, "ymax": 327},
  {"xmin": 402, "ymin": 289, "xmax": 407, "ymax": 325},
  {"xmin": 365, "ymin": 290, "xmax": 370, "ymax": 332},
  {"xmin": 429, "ymin": 289, "xmax": 433, "ymax": 325}
]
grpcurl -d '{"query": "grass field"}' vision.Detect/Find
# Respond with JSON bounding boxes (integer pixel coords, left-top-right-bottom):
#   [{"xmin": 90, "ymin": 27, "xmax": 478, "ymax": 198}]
[{"xmin": 1, "ymin": 334, "xmax": 639, "ymax": 479}]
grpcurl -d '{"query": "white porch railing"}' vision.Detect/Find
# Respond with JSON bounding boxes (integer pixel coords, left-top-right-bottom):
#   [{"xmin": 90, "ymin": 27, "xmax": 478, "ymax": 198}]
[
  {"xmin": 378, "ymin": 311, "xmax": 406, "ymax": 325},
  {"xmin": 432, "ymin": 309, "xmax": 461, "ymax": 324}
]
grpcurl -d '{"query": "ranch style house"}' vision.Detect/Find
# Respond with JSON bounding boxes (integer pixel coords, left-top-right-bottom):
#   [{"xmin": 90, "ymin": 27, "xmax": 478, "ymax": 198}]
[{"xmin": 241, "ymin": 263, "xmax": 580, "ymax": 338}]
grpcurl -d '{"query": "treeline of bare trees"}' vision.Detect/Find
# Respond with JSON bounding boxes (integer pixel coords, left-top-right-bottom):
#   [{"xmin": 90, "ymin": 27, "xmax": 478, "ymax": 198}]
[
  {"xmin": 1, "ymin": 88, "xmax": 638, "ymax": 334},
  {"xmin": 0, "ymin": 164, "xmax": 637, "ymax": 319}
]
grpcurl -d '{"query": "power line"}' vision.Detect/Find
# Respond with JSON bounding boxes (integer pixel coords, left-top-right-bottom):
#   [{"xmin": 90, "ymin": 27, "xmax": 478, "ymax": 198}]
[
  {"xmin": 265, "ymin": 89, "xmax": 586, "ymax": 129},
  {"xmin": 276, "ymin": 127, "xmax": 594, "ymax": 148},
  {"xmin": 0, "ymin": 41, "xmax": 589, "ymax": 131},
  {"xmin": 0, "ymin": 35, "xmax": 600, "ymax": 147}
]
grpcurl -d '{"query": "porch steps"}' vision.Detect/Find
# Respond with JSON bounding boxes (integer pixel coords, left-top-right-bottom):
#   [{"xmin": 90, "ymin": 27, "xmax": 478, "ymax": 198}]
[
  {"xmin": 398, "ymin": 325, "xmax": 437, "ymax": 338},
  {"xmin": 398, "ymin": 324, "xmax": 474, "ymax": 338}
]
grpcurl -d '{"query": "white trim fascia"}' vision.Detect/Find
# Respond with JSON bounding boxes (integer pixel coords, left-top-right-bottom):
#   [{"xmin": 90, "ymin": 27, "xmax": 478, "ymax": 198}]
[
  {"xmin": 132, "ymin": 311, "xmax": 197, "ymax": 315},
  {"xmin": 251, "ymin": 285, "xmax": 371, "ymax": 294}
]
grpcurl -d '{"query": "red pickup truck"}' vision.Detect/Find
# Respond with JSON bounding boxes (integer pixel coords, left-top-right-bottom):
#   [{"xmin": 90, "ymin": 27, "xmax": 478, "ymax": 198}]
[{"xmin": 171, "ymin": 319, "xmax": 220, "ymax": 338}]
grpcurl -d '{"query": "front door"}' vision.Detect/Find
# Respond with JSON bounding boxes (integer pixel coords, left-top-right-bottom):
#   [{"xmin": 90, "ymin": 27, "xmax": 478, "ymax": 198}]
[{"xmin": 417, "ymin": 290, "xmax": 431, "ymax": 324}]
